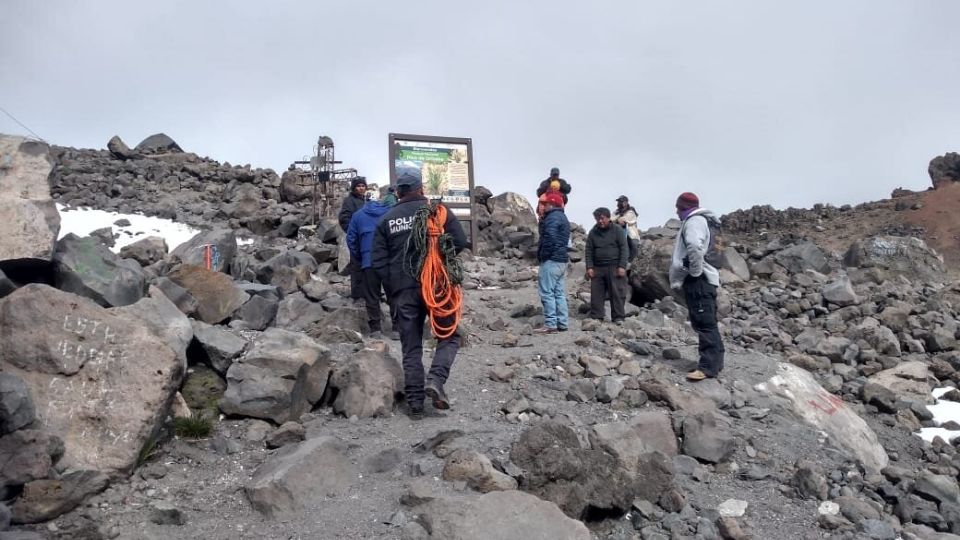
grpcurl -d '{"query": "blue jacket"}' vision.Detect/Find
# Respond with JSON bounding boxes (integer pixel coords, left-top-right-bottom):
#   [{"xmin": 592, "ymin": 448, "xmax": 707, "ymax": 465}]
[
  {"xmin": 347, "ymin": 201, "xmax": 392, "ymax": 268},
  {"xmin": 538, "ymin": 208, "xmax": 570, "ymax": 263}
]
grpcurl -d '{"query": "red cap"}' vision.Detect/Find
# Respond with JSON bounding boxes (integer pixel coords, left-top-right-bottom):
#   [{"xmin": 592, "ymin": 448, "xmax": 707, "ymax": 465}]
[
  {"xmin": 542, "ymin": 191, "xmax": 565, "ymax": 208},
  {"xmin": 676, "ymin": 192, "xmax": 699, "ymax": 210}
]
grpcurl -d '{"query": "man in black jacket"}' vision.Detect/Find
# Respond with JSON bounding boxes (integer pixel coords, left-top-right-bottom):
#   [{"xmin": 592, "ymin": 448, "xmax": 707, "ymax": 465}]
[
  {"xmin": 536, "ymin": 167, "xmax": 572, "ymax": 204},
  {"xmin": 339, "ymin": 177, "xmax": 368, "ymax": 301},
  {"xmin": 585, "ymin": 207, "xmax": 628, "ymax": 324},
  {"xmin": 372, "ymin": 170, "xmax": 467, "ymax": 420}
]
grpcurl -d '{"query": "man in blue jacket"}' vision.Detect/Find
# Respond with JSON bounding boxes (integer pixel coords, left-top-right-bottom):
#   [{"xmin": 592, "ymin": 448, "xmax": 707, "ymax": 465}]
[
  {"xmin": 347, "ymin": 197, "xmax": 396, "ymax": 337},
  {"xmin": 535, "ymin": 191, "xmax": 571, "ymax": 333}
]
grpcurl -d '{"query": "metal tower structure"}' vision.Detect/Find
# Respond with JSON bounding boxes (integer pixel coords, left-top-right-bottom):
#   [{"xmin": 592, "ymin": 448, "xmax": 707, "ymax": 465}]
[{"xmin": 292, "ymin": 135, "xmax": 358, "ymax": 224}]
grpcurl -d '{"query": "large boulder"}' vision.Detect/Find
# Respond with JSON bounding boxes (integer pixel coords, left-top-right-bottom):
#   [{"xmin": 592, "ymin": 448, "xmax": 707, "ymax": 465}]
[
  {"xmin": 134, "ymin": 133, "xmax": 183, "ymax": 154},
  {"xmin": 413, "ymin": 490, "xmax": 591, "ymax": 540},
  {"xmin": 53, "ymin": 234, "xmax": 146, "ymax": 307},
  {"xmin": 166, "ymin": 264, "xmax": 249, "ymax": 325},
  {"xmin": 866, "ymin": 362, "xmax": 931, "ymax": 403},
  {"xmin": 0, "ymin": 284, "xmax": 182, "ymax": 473},
  {"xmin": 279, "ymin": 169, "xmax": 312, "ymax": 203},
  {"xmin": 0, "ymin": 135, "xmax": 60, "ymax": 264},
  {"xmin": 929, "ymin": 152, "xmax": 960, "ymax": 188},
  {"xmin": 327, "ymin": 343, "xmax": 403, "ymax": 419},
  {"xmin": 220, "ymin": 328, "xmax": 331, "ymax": 423},
  {"xmin": 274, "ymin": 292, "xmax": 327, "ymax": 332},
  {"xmin": 106, "ymin": 135, "xmax": 134, "ymax": 160},
  {"xmin": 588, "ymin": 411, "xmax": 678, "ymax": 475},
  {"xmin": 256, "ymin": 250, "xmax": 318, "ymax": 294},
  {"xmin": 245, "ymin": 436, "xmax": 356, "ymax": 518},
  {"xmin": 843, "ymin": 236, "xmax": 945, "ymax": 283},
  {"xmin": 510, "ymin": 421, "xmax": 647, "ymax": 519},
  {"xmin": 112, "ymin": 285, "xmax": 193, "ymax": 367},
  {"xmin": 628, "ymin": 238, "xmax": 676, "ymax": 304},
  {"xmin": 190, "ymin": 320, "xmax": 247, "ymax": 374},
  {"xmin": 774, "ymin": 242, "xmax": 831, "ymax": 274},
  {"xmin": 119, "ymin": 236, "xmax": 168, "ymax": 266},
  {"xmin": 755, "ymin": 363, "xmax": 888, "ymax": 473},
  {"xmin": 169, "ymin": 229, "xmax": 237, "ymax": 274},
  {"xmin": 681, "ymin": 412, "xmax": 736, "ymax": 464}
]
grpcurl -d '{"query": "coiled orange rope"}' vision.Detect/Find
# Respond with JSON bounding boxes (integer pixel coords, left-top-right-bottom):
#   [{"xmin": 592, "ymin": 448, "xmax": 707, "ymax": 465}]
[{"xmin": 419, "ymin": 204, "xmax": 462, "ymax": 339}]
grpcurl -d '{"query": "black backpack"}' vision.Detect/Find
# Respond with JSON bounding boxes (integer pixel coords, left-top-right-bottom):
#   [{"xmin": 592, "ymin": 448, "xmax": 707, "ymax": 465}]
[{"xmin": 682, "ymin": 213, "xmax": 724, "ymax": 268}]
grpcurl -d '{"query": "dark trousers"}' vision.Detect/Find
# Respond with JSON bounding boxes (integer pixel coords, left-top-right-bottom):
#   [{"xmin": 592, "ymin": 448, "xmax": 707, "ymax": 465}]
[
  {"xmin": 683, "ymin": 274, "xmax": 725, "ymax": 377},
  {"xmin": 349, "ymin": 258, "xmax": 364, "ymax": 300},
  {"xmin": 394, "ymin": 287, "xmax": 460, "ymax": 408},
  {"xmin": 590, "ymin": 265, "xmax": 627, "ymax": 321},
  {"xmin": 362, "ymin": 268, "xmax": 398, "ymax": 332}
]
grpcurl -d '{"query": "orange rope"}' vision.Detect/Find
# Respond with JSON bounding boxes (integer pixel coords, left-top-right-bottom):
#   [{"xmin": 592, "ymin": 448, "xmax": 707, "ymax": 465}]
[{"xmin": 420, "ymin": 204, "xmax": 462, "ymax": 339}]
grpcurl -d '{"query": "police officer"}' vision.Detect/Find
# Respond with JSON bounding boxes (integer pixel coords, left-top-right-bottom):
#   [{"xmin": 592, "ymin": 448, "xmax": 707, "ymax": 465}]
[{"xmin": 371, "ymin": 169, "xmax": 468, "ymax": 420}]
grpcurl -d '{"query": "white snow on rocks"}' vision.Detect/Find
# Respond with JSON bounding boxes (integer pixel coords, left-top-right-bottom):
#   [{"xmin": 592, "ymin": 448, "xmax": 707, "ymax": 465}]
[{"xmin": 917, "ymin": 387, "xmax": 960, "ymax": 443}]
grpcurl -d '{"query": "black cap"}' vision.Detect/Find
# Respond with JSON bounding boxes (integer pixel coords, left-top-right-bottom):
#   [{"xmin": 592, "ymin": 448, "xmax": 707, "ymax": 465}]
[
  {"xmin": 396, "ymin": 168, "xmax": 422, "ymax": 189},
  {"xmin": 350, "ymin": 176, "xmax": 367, "ymax": 190},
  {"xmin": 616, "ymin": 195, "xmax": 628, "ymax": 202},
  {"xmin": 550, "ymin": 167, "xmax": 559, "ymax": 176}
]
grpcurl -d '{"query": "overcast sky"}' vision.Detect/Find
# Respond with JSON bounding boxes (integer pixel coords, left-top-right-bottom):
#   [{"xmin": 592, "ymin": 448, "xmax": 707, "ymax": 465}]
[{"xmin": 2, "ymin": 1, "xmax": 959, "ymax": 228}]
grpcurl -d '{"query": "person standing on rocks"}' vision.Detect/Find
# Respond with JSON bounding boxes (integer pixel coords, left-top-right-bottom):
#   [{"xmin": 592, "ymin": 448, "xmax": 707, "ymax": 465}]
[
  {"xmin": 347, "ymin": 196, "xmax": 398, "ymax": 339},
  {"xmin": 536, "ymin": 167, "xmax": 572, "ymax": 204},
  {"xmin": 535, "ymin": 192, "xmax": 571, "ymax": 334},
  {"xmin": 339, "ymin": 177, "xmax": 368, "ymax": 302},
  {"xmin": 669, "ymin": 191, "xmax": 725, "ymax": 381},
  {"xmin": 585, "ymin": 207, "xmax": 629, "ymax": 325},
  {"xmin": 613, "ymin": 195, "xmax": 640, "ymax": 262},
  {"xmin": 372, "ymin": 170, "xmax": 468, "ymax": 420}
]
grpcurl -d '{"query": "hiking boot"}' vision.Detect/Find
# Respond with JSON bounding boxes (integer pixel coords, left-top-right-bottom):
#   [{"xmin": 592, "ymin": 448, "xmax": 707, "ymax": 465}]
[
  {"xmin": 407, "ymin": 405, "xmax": 424, "ymax": 421},
  {"xmin": 425, "ymin": 381, "xmax": 450, "ymax": 410},
  {"xmin": 686, "ymin": 370, "xmax": 708, "ymax": 382},
  {"xmin": 557, "ymin": 326, "xmax": 568, "ymax": 332},
  {"xmin": 533, "ymin": 327, "xmax": 558, "ymax": 334},
  {"xmin": 613, "ymin": 319, "xmax": 624, "ymax": 326}
]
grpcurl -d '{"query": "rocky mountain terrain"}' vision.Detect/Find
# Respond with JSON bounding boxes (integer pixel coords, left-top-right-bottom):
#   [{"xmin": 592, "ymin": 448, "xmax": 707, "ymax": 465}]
[{"xmin": 3, "ymin": 133, "xmax": 960, "ymax": 540}]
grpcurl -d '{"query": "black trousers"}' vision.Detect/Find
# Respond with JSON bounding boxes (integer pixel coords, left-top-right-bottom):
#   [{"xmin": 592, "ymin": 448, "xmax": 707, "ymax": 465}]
[
  {"xmin": 362, "ymin": 268, "xmax": 398, "ymax": 332},
  {"xmin": 683, "ymin": 274, "xmax": 725, "ymax": 377},
  {"xmin": 394, "ymin": 287, "xmax": 460, "ymax": 408},
  {"xmin": 349, "ymin": 258, "xmax": 364, "ymax": 300},
  {"xmin": 590, "ymin": 265, "xmax": 627, "ymax": 321}
]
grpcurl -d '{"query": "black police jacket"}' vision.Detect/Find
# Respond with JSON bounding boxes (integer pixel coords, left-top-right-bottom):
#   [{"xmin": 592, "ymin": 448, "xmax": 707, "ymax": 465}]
[{"xmin": 371, "ymin": 196, "xmax": 468, "ymax": 294}]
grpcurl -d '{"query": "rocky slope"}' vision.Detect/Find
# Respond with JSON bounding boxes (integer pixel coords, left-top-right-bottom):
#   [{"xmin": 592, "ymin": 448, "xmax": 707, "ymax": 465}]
[{"xmin": 2, "ymin": 133, "xmax": 960, "ymax": 540}]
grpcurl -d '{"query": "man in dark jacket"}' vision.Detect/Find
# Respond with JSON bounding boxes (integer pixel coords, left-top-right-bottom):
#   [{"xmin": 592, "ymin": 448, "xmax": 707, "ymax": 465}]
[
  {"xmin": 372, "ymin": 170, "xmax": 468, "ymax": 420},
  {"xmin": 585, "ymin": 207, "xmax": 628, "ymax": 324},
  {"xmin": 536, "ymin": 167, "xmax": 572, "ymax": 204},
  {"xmin": 339, "ymin": 177, "xmax": 368, "ymax": 301},
  {"xmin": 347, "ymin": 198, "xmax": 396, "ymax": 337},
  {"xmin": 535, "ymin": 192, "xmax": 571, "ymax": 334}
]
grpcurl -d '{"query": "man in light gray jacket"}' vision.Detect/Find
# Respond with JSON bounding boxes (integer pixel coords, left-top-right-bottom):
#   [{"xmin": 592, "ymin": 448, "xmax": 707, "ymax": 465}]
[{"xmin": 669, "ymin": 192, "xmax": 724, "ymax": 381}]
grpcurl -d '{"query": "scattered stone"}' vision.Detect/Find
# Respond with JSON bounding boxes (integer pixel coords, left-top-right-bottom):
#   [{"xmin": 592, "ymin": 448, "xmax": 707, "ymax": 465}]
[
  {"xmin": 0, "ymin": 373, "xmax": 35, "ymax": 435},
  {"xmin": 441, "ymin": 448, "xmax": 517, "ymax": 493},
  {"xmin": 11, "ymin": 470, "xmax": 109, "ymax": 524},
  {"xmin": 717, "ymin": 499, "xmax": 748, "ymax": 517},
  {"xmin": 363, "ymin": 448, "xmax": 404, "ymax": 474},
  {"xmin": 328, "ymin": 344, "xmax": 403, "ymax": 419},
  {"xmin": 265, "ymin": 421, "xmax": 305, "ymax": 449},
  {"xmin": 245, "ymin": 437, "xmax": 356, "ymax": 518},
  {"xmin": 681, "ymin": 412, "xmax": 735, "ymax": 464},
  {"xmin": 149, "ymin": 501, "xmax": 186, "ymax": 526},
  {"xmin": 119, "ymin": 236, "xmax": 168, "ymax": 266}
]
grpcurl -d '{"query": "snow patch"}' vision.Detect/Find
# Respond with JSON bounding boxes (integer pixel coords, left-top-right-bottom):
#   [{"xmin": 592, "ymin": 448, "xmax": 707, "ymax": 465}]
[
  {"xmin": 917, "ymin": 387, "xmax": 960, "ymax": 443},
  {"xmin": 56, "ymin": 204, "xmax": 200, "ymax": 253}
]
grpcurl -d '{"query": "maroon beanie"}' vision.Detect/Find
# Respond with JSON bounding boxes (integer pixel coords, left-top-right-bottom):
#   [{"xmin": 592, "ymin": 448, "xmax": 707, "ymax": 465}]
[{"xmin": 676, "ymin": 192, "xmax": 699, "ymax": 210}]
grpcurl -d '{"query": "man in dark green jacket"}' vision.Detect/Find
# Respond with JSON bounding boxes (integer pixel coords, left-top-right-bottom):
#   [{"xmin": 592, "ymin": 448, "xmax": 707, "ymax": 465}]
[{"xmin": 585, "ymin": 207, "xmax": 628, "ymax": 324}]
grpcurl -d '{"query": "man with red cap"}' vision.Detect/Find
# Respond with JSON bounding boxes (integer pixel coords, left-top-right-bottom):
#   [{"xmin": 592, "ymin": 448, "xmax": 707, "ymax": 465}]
[
  {"xmin": 535, "ymin": 191, "xmax": 570, "ymax": 333},
  {"xmin": 669, "ymin": 192, "xmax": 725, "ymax": 381}
]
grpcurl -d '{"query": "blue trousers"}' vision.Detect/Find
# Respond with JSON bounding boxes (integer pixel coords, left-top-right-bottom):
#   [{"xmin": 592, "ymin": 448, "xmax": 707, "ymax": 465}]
[{"xmin": 538, "ymin": 260, "xmax": 569, "ymax": 330}]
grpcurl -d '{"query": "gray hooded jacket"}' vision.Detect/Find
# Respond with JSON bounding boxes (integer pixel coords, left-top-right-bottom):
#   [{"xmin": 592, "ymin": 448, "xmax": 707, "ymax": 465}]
[{"xmin": 669, "ymin": 209, "xmax": 721, "ymax": 288}]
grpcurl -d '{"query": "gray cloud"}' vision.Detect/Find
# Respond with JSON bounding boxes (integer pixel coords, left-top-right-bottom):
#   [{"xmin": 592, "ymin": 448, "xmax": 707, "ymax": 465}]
[{"xmin": 3, "ymin": 0, "xmax": 960, "ymax": 227}]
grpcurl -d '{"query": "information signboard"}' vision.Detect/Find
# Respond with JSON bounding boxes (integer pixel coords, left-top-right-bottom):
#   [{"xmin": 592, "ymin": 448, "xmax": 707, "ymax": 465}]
[{"xmin": 388, "ymin": 133, "xmax": 477, "ymax": 245}]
